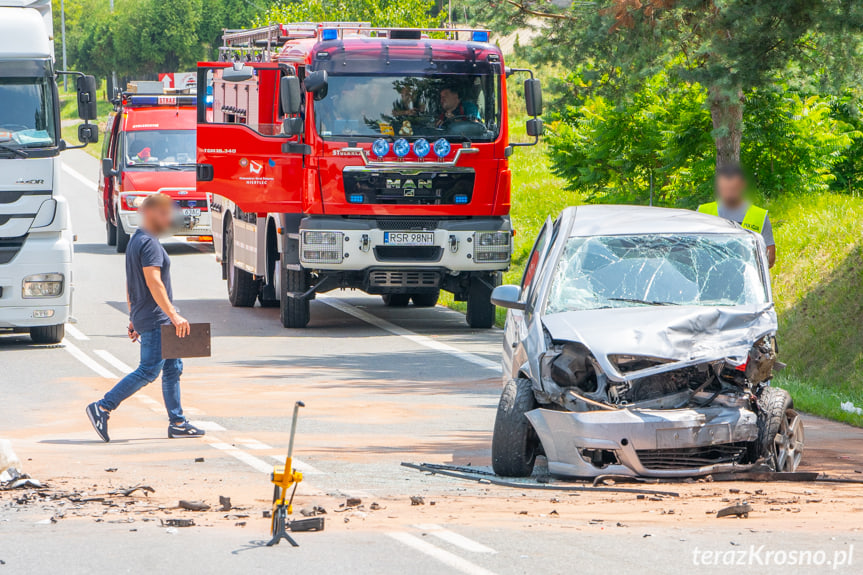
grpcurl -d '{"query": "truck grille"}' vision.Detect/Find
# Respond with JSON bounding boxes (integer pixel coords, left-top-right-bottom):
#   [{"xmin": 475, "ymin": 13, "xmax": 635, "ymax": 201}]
[
  {"xmin": 368, "ymin": 270, "xmax": 440, "ymax": 288},
  {"xmin": 636, "ymin": 443, "xmax": 748, "ymax": 470},
  {"xmin": 375, "ymin": 218, "xmax": 439, "ymax": 231},
  {"xmin": 374, "ymin": 246, "xmax": 443, "ymax": 262},
  {"xmin": 0, "ymin": 236, "xmax": 27, "ymax": 264}
]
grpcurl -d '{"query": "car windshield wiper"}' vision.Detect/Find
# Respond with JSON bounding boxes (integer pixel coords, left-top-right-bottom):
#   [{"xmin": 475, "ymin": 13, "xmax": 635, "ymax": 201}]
[
  {"xmin": 607, "ymin": 297, "xmax": 678, "ymax": 306},
  {"xmin": 0, "ymin": 143, "xmax": 28, "ymax": 158}
]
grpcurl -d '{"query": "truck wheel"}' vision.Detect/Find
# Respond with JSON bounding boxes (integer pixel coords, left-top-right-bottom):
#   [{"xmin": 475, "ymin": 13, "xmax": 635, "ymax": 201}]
[
  {"xmin": 492, "ymin": 378, "xmax": 540, "ymax": 477},
  {"xmin": 30, "ymin": 324, "xmax": 65, "ymax": 345},
  {"xmin": 280, "ymin": 265, "xmax": 310, "ymax": 328},
  {"xmin": 382, "ymin": 294, "xmax": 410, "ymax": 307},
  {"xmin": 116, "ymin": 218, "xmax": 130, "ymax": 254},
  {"xmin": 466, "ymin": 277, "xmax": 495, "ymax": 328},
  {"xmin": 411, "ymin": 291, "xmax": 440, "ymax": 307},
  {"xmin": 106, "ymin": 221, "xmax": 117, "ymax": 246},
  {"xmin": 757, "ymin": 387, "xmax": 804, "ymax": 472},
  {"xmin": 225, "ymin": 224, "xmax": 257, "ymax": 308}
]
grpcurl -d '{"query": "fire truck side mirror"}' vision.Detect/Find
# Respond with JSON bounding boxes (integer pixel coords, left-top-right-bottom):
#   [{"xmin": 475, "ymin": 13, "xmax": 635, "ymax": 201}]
[
  {"xmin": 524, "ymin": 79, "xmax": 543, "ymax": 118},
  {"xmin": 76, "ymin": 75, "xmax": 99, "ymax": 121},
  {"xmin": 526, "ymin": 118, "xmax": 544, "ymax": 138},
  {"xmin": 304, "ymin": 70, "xmax": 328, "ymax": 101},
  {"xmin": 280, "ymin": 76, "xmax": 301, "ymax": 116},
  {"xmin": 222, "ymin": 63, "xmax": 254, "ymax": 83}
]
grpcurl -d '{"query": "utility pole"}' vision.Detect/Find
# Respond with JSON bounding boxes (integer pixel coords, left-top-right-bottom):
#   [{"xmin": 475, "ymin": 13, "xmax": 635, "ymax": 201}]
[
  {"xmin": 110, "ymin": 0, "xmax": 117, "ymax": 98},
  {"xmin": 60, "ymin": 0, "xmax": 67, "ymax": 91}
]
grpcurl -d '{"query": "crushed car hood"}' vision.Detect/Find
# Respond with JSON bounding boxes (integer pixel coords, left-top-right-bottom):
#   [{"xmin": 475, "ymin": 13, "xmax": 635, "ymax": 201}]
[{"xmin": 542, "ymin": 304, "xmax": 777, "ymax": 381}]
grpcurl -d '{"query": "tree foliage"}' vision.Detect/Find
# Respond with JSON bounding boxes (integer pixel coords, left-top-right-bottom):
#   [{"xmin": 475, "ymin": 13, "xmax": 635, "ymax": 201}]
[{"xmin": 255, "ymin": 0, "xmax": 443, "ymax": 28}]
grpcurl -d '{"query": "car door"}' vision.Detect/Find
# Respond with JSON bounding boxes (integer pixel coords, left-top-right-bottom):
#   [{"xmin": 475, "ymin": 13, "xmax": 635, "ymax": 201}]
[{"xmin": 502, "ymin": 217, "xmax": 553, "ymax": 380}]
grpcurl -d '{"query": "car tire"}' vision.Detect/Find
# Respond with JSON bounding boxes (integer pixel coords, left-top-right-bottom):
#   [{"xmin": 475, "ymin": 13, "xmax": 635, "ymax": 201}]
[
  {"xmin": 30, "ymin": 324, "xmax": 65, "ymax": 344},
  {"xmin": 116, "ymin": 217, "xmax": 130, "ymax": 254},
  {"xmin": 106, "ymin": 221, "xmax": 117, "ymax": 246},
  {"xmin": 757, "ymin": 386, "xmax": 804, "ymax": 472},
  {"xmin": 466, "ymin": 277, "xmax": 495, "ymax": 328},
  {"xmin": 225, "ymin": 223, "xmax": 258, "ymax": 308},
  {"xmin": 280, "ymin": 263, "xmax": 310, "ymax": 328},
  {"xmin": 492, "ymin": 378, "xmax": 540, "ymax": 477},
  {"xmin": 382, "ymin": 294, "xmax": 411, "ymax": 307},
  {"xmin": 411, "ymin": 291, "xmax": 440, "ymax": 307}
]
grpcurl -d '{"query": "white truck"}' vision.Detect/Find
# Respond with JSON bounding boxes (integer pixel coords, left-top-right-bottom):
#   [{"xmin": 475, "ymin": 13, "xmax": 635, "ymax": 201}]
[{"xmin": 0, "ymin": 0, "xmax": 98, "ymax": 343}]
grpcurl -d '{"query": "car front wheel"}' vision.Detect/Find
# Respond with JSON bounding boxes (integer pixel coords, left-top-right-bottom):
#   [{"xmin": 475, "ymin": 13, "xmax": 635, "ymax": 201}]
[
  {"xmin": 492, "ymin": 378, "xmax": 540, "ymax": 477},
  {"xmin": 757, "ymin": 386, "xmax": 804, "ymax": 472}
]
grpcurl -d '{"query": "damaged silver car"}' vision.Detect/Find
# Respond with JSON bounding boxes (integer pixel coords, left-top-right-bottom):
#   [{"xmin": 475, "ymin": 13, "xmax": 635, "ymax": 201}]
[{"xmin": 490, "ymin": 205, "xmax": 804, "ymax": 478}]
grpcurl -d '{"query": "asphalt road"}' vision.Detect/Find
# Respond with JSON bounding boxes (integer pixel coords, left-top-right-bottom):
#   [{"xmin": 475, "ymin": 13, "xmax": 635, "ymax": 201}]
[{"xmin": 2, "ymin": 150, "xmax": 863, "ymax": 574}]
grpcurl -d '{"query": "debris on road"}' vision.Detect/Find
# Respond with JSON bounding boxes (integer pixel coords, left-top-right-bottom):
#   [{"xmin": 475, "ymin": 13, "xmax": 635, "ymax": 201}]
[
  {"xmin": 111, "ymin": 485, "xmax": 154, "ymax": 497},
  {"xmin": 300, "ymin": 505, "xmax": 326, "ymax": 516},
  {"xmin": 369, "ymin": 502, "xmax": 384, "ymax": 511},
  {"xmin": 179, "ymin": 500, "xmax": 210, "ymax": 512},
  {"xmin": 410, "ymin": 496, "xmax": 425, "ymax": 506},
  {"xmin": 290, "ymin": 517, "xmax": 325, "ymax": 532},
  {"xmin": 161, "ymin": 518, "xmax": 195, "ymax": 528},
  {"xmin": 346, "ymin": 497, "xmax": 362, "ymax": 507},
  {"xmin": 105, "ymin": 468, "xmax": 117, "ymax": 473},
  {"xmin": 717, "ymin": 503, "xmax": 752, "ymax": 518},
  {"xmin": 219, "ymin": 496, "xmax": 232, "ymax": 511},
  {"xmin": 0, "ymin": 440, "xmax": 22, "ymax": 476},
  {"xmin": 194, "ymin": 457, "xmax": 205, "ymax": 463}
]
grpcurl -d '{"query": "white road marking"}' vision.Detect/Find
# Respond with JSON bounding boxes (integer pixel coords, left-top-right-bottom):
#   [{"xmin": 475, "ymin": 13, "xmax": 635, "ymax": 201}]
[
  {"xmin": 320, "ymin": 297, "xmax": 500, "ymax": 372},
  {"xmin": 208, "ymin": 441, "xmax": 272, "ymax": 474},
  {"xmin": 235, "ymin": 438, "xmax": 272, "ymax": 450},
  {"xmin": 61, "ymin": 339, "xmax": 117, "ymax": 379},
  {"xmin": 190, "ymin": 420, "xmax": 226, "ymax": 431},
  {"xmin": 94, "ymin": 349, "xmax": 134, "ymax": 374},
  {"xmin": 413, "ymin": 524, "xmax": 497, "ymax": 554},
  {"xmin": 64, "ymin": 323, "xmax": 89, "ymax": 341},
  {"xmin": 267, "ymin": 454, "xmax": 324, "ymax": 476},
  {"xmin": 62, "ymin": 163, "xmax": 98, "ymax": 189},
  {"xmin": 387, "ymin": 532, "xmax": 498, "ymax": 575}
]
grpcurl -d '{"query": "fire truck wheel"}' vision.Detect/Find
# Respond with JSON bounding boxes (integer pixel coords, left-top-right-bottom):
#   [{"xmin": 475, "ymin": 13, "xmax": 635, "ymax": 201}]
[
  {"xmin": 116, "ymin": 217, "xmax": 130, "ymax": 254},
  {"xmin": 382, "ymin": 294, "xmax": 411, "ymax": 307},
  {"xmin": 466, "ymin": 277, "xmax": 495, "ymax": 329},
  {"xmin": 30, "ymin": 324, "xmax": 65, "ymax": 345},
  {"xmin": 106, "ymin": 221, "xmax": 117, "ymax": 246},
  {"xmin": 411, "ymin": 291, "xmax": 440, "ymax": 307},
  {"xmin": 280, "ymin": 266, "xmax": 310, "ymax": 328},
  {"xmin": 225, "ymin": 224, "xmax": 258, "ymax": 308}
]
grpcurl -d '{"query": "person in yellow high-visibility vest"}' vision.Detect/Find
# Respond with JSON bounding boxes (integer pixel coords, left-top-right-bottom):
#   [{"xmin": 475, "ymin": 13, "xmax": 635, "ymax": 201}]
[{"xmin": 698, "ymin": 165, "xmax": 775, "ymax": 268}]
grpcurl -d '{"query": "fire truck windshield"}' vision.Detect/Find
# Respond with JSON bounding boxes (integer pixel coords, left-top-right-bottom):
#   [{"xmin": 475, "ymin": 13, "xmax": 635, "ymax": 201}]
[
  {"xmin": 314, "ymin": 73, "xmax": 500, "ymax": 142},
  {"xmin": 123, "ymin": 130, "xmax": 196, "ymax": 169},
  {"xmin": 0, "ymin": 75, "xmax": 57, "ymax": 149}
]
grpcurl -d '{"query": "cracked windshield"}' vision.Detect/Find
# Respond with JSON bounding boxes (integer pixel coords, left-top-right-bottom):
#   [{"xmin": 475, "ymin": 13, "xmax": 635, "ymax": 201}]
[
  {"xmin": 546, "ymin": 234, "xmax": 768, "ymax": 313},
  {"xmin": 314, "ymin": 73, "xmax": 500, "ymax": 141},
  {"xmin": 0, "ymin": 76, "xmax": 56, "ymax": 148},
  {"xmin": 123, "ymin": 130, "xmax": 196, "ymax": 169}
]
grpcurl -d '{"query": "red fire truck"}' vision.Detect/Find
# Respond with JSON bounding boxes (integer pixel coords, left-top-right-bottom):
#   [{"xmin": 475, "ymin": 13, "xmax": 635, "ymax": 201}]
[
  {"xmin": 99, "ymin": 93, "xmax": 210, "ymax": 253},
  {"xmin": 196, "ymin": 22, "xmax": 543, "ymax": 328}
]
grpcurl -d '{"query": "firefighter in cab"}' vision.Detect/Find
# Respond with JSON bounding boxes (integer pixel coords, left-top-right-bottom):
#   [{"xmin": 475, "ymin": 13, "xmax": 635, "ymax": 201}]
[{"xmin": 698, "ymin": 165, "xmax": 775, "ymax": 268}]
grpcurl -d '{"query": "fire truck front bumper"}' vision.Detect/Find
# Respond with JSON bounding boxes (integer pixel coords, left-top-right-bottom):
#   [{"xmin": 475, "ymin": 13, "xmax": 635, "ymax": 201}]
[
  {"xmin": 119, "ymin": 209, "xmax": 212, "ymax": 238},
  {"xmin": 298, "ymin": 216, "xmax": 512, "ymax": 273}
]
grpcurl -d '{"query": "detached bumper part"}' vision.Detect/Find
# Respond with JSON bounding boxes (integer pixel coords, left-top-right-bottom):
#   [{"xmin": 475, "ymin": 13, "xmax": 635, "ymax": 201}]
[{"xmin": 526, "ymin": 406, "xmax": 759, "ymax": 478}]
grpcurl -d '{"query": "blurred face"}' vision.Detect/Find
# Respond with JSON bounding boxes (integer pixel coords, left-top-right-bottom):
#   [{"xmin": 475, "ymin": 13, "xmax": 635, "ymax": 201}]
[
  {"xmin": 716, "ymin": 174, "xmax": 746, "ymax": 207},
  {"xmin": 440, "ymin": 89, "xmax": 460, "ymax": 113},
  {"xmin": 141, "ymin": 201, "xmax": 174, "ymax": 235}
]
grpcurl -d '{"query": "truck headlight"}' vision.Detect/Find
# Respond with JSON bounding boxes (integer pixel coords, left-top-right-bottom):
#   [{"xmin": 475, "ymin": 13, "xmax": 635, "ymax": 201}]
[
  {"xmin": 22, "ymin": 273, "xmax": 64, "ymax": 298},
  {"xmin": 120, "ymin": 193, "xmax": 151, "ymax": 211},
  {"xmin": 301, "ymin": 231, "xmax": 344, "ymax": 264},
  {"xmin": 473, "ymin": 231, "xmax": 511, "ymax": 263}
]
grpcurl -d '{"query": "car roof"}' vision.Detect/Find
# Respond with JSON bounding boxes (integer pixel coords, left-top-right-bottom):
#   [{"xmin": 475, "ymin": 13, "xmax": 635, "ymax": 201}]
[{"xmin": 563, "ymin": 204, "xmax": 749, "ymax": 237}]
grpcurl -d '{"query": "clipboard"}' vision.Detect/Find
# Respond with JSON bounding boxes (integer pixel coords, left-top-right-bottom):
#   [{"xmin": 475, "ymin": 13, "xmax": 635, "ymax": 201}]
[{"xmin": 161, "ymin": 323, "xmax": 211, "ymax": 359}]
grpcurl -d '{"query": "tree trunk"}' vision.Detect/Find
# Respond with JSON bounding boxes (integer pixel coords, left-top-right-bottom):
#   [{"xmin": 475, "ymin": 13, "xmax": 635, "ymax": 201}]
[{"xmin": 709, "ymin": 85, "xmax": 744, "ymax": 169}]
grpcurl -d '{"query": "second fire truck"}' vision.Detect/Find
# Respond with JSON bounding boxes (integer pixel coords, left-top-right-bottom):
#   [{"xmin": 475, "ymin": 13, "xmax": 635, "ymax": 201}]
[{"xmin": 197, "ymin": 22, "xmax": 543, "ymax": 328}]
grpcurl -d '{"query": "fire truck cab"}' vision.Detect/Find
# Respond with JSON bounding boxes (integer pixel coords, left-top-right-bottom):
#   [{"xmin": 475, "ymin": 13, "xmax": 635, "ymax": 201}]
[
  {"xmin": 99, "ymin": 93, "xmax": 210, "ymax": 253},
  {"xmin": 197, "ymin": 23, "xmax": 543, "ymax": 328}
]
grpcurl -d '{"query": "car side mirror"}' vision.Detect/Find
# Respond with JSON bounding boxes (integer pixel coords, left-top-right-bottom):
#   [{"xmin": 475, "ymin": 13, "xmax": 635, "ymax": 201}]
[
  {"xmin": 102, "ymin": 157, "xmax": 116, "ymax": 176},
  {"xmin": 280, "ymin": 75, "xmax": 301, "ymax": 115},
  {"xmin": 76, "ymin": 75, "xmax": 98, "ymax": 120},
  {"xmin": 222, "ymin": 63, "xmax": 254, "ymax": 83},
  {"xmin": 524, "ymin": 78, "xmax": 543, "ymax": 117},
  {"xmin": 304, "ymin": 70, "xmax": 328, "ymax": 101},
  {"xmin": 491, "ymin": 285, "xmax": 525, "ymax": 311}
]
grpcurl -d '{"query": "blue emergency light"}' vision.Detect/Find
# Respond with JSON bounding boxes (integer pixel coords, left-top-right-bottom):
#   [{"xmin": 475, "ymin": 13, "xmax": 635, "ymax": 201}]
[
  {"xmin": 433, "ymin": 138, "xmax": 451, "ymax": 159},
  {"xmin": 454, "ymin": 195, "xmax": 469, "ymax": 204},
  {"xmin": 413, "ymin": 138, "xmax": 430, "ymax": 158},
  {"xmin": 372, "ymin": 138, "xmax": 390, "ymax": 158},
  {"xmin": 471, "ymin": 30, "xmax": 490, "ymax": 43},
  {"xmin": 321, "ymin": 28, "xmax": 339, "ymax": 41},
  {"xmin": 393, "ymin": 138, "xmax": 410, "ymax": 158},
  {"xmin": 349, "ymin": 194, "xmax": 364, "ymax": 203}
]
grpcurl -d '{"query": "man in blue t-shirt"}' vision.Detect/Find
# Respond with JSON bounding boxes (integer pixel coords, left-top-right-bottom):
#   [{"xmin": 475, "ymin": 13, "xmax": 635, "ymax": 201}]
[{"xmin": 86, "ymin": 194, "xmax": 204, "ymax": 442}]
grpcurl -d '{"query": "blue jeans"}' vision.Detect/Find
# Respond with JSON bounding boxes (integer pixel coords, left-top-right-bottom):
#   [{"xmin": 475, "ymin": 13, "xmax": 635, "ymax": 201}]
[{"xmin": 99, "ymin": 328, "xmax": 185, "ymax": 425}]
